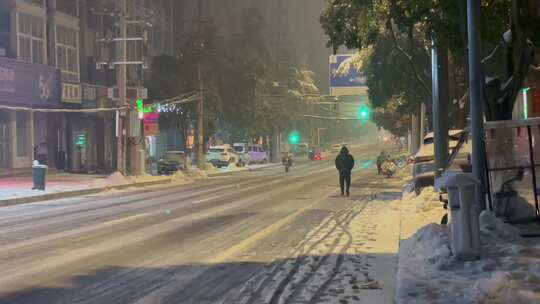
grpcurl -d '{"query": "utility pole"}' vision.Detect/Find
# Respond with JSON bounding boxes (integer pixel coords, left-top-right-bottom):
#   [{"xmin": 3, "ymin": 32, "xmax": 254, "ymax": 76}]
[
  {"xmin": 420, "ymin": 102, "xmax": 426, "ymax": 145},
  {"xmin": 467, "ymin": 0, "xmax": 487, "ymax": 209},
  {"xmin": 116, "ymin": 0, "xmax": 127, "ymax": 174},
  {"xmin": 432, "ymin": 40, "xmax": 449, "ymax": 178},
  {"xmin": 317, "ymin": 128, "xmax": 327, "ymax": 147},
  {"xmin": 95, "ymin": 0, "xmax": 148, "ymax": 175},
  {"xmin": 196, "ymin": 0, "xmax": 206, "ymax": 169}
]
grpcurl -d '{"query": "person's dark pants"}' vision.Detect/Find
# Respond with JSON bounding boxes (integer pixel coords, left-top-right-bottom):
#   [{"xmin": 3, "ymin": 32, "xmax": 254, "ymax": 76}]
[{"xmin": 339, "ymin": 170, "xmax": 351, "ymax": 195}]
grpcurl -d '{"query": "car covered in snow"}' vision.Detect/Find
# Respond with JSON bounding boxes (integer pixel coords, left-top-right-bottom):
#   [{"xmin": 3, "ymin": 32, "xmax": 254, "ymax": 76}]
[
  {"xmin": 412, "ymin": 130, "xmax": 470, "ymax": 193},
  {"xmin": 207, "ymin": 145, "xmax": 240, "ymax": 168},
  {"xmin": 158, "ymin": 151, "xmax": 185, "ymax": 174},
  {"xmin": 294, "ymin": 143, "xmax": 309, "ymax": 156},
  {"xmin": 232, "ymin": 143, "xmax": 250, "ymax": 166},
  {"xmin": 248, "ymin": 144, "xmax": 268, "ymax": 164}
]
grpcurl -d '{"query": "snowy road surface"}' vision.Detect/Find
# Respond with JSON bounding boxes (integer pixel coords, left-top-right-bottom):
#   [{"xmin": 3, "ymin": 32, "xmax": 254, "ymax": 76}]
[{"xmin": 0, "ymin": 144, "xmax": 402, "ymax": 304}]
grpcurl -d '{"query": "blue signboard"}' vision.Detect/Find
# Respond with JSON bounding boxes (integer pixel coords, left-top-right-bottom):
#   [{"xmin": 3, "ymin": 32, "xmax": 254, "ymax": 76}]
[
  {"xmin": 329, "ymin": 54, "xmax": 367, "ymax": 88},
  {"xmin": 0, "ymin": 57, "xmax": 61, "ymax": 106}
]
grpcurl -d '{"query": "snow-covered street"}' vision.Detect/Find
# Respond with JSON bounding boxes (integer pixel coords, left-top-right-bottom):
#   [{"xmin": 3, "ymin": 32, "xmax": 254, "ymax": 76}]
[{"xmin": 0, "ymin": 144, "xmax": 405, "ymax": 304}]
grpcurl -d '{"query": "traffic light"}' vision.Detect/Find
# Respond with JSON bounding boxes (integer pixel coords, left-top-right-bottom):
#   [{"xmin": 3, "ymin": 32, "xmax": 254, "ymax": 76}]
[
  {"xmin": 289, "ymin": 131, "xmax": 300, "ymax": 145},
  {"xmin": 358, "ymin": 104, "xmax": 370, "ymax": 121}
]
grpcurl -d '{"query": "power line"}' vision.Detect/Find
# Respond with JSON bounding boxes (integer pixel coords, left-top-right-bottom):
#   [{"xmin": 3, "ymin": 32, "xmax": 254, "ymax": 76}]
[
  {"xmin": 0, "ymin": 92, "xmax": 201, "ymax": 114},
  {"xmin": 298, "ymin": 114, "xmax": 358, "ymax": 120},
  {"xmin": 0, "ymin": 104, "xmax": 128, "ymax": 113},
  {"xmin": 145, "ymin": 91, "xmax": 200, "ymax": 107}
]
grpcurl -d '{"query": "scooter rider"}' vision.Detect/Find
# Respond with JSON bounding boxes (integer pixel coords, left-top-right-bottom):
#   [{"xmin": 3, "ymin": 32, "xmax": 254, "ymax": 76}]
[{"xmin": 283, "ymin": 152, "xmax": 293, "ymax": 172}]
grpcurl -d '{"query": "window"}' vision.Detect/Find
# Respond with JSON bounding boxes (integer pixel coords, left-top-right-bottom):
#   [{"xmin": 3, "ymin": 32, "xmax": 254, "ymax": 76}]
[
  {"xmin": 56, "ymin": 25, "xmax": 79, "ymax": 82},
  {"xmin": 56, "ymin": 0, "xmax": 78, "ymax": 17},
  {"xmin": 16, "ymin": 112, "xmax": 28, "ymax": 157},
  {"xmin": 23, "ymin": 0, "xmax": 45, "ymax": 7},
  {"xmin": 17, "ymin": 13, "xmax": 45, "ymax": 64}
]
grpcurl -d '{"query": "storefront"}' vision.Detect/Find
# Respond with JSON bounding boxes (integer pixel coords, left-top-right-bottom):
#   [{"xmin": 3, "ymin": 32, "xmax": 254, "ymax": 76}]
[
  {"xmin": 81, "ymin": 83, "xmax": 115, "ymax": 174},
  {"xmin": 0, "ymin": 56, "xmax": 61, "ymax": 169}
]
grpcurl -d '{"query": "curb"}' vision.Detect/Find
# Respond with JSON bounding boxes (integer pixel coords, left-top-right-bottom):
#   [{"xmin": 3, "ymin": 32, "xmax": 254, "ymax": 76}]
[
  {"xmin": 0, "ymin": 178, "xmax": 173, "ymax": 207},
  {"xmin": 205, "ymin": 163, "xmax": 281, "ymax": 177},
  {"xmin": 247, "ymin": 163, "xmax": 281, "ymax": 171}
]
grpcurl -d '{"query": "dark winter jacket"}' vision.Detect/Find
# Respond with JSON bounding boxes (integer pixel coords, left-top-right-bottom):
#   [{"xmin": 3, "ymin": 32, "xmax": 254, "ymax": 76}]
[{"xmin": 335, "ymin": 147, "xmax": 355, "ymax": 172}]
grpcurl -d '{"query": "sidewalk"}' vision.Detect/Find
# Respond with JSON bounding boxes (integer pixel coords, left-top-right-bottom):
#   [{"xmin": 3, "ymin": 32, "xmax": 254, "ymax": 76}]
[
  {"xmin": 396, "ymin": 177, "xmax": 540, "ymax": 303},
  {"xmin": 0, "ymin": 172, "xmax": 182, "ymax": 206}
]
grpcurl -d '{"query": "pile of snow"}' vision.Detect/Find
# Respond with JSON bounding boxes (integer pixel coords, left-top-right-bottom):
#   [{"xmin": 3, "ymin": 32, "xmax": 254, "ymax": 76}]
[
  {"xmin": 220, "ymin": 162, "xmax": 247, "ymax": 172},
  {"xmin": 402, "ymin": 187, "xmax": 442, "ymax": 213},
  {"xmin": 171, "ymin": 170, "xmax": 190, "ymax": 183},
  {"xmin": 187, "ymin": 168, "xmax": 208, "ymax": 179},
  {"xmin": 127, "ymin": 174, "xmax": 170, "ymax": 184},
  {"xmin": 396, "ymin": 211, "xmax": 540, "ymax": 304},
  {"xmin": 106, "ymin": 171, "xmax": 130, "ymax": 185},
  {"xmin": 88, "ymin": 171, "xmax": 130, "ymax": 188},
  {"xmin": 90, "ymin": 172, "xmax": 173, "ymax": 188}
]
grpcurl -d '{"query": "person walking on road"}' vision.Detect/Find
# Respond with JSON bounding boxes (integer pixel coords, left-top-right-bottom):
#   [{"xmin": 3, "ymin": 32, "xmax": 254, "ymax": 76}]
[{"xmin": 335, "ymin": 146, "xmax": 355, "ymax": 196}]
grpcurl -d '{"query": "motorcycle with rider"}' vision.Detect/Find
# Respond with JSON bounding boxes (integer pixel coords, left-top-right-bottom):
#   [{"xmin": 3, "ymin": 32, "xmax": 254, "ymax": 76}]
[{"xmin": 282, "ymin": 152, "xmax": 294, "ymax": 173}]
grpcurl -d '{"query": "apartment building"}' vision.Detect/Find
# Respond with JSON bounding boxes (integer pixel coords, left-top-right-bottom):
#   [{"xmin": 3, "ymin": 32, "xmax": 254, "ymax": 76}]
[{"xmin": 0, "ymin": 0, "xmax": 175, "ymax": 173}]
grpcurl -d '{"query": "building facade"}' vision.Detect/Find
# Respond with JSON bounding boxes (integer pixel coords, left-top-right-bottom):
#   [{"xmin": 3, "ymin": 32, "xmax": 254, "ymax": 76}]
[
  {"xmin": 0, "ymin": 0, "xmax": 176, "ymax": 173},
  {"xmin": 0, "ymin": 0, "xmax": 64, "ymax": 171}
]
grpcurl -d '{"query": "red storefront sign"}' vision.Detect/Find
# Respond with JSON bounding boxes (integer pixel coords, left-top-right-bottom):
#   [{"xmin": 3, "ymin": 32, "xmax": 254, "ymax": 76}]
[{"xmin": 143, "ymin": 112, "xmax": 159, "ymax": 136}]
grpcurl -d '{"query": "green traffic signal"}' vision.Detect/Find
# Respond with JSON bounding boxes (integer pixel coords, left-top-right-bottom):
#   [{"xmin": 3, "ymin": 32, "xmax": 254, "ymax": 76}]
[
  {"xmin": 289, "ymin": 131, "xmax": 300, "ymax": 144},
  {"xmin": 358, "ymin": 105, "xmax": 370, "ymax": 120}
]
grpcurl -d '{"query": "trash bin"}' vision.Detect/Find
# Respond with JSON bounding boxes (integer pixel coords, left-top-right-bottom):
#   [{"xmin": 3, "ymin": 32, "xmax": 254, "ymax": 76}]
[
  {"xmin": 32, "ymin": 161, "xmax": 48, "ymax": 191},
  {"xmin": 436, "ymin": 171, "xmax": 481, "ymax": 260}
]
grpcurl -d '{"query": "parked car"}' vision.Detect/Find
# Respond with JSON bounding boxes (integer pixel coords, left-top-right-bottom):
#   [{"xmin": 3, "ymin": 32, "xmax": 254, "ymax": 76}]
[
  {"xmin": 207, "ymin": 145, "xmax": 239, "ymax": 168},
  {"xmin": 158, "ymin": 151, "xmax": 185, "ymax": 174},
  {"xmin": 233, "ymin": 143, "xmax": 250, "ymax": 166},
  {"xmin": 331, "ymin": 144, "xmax": 342, "ymax": 153},
  {"xmin": 412, "ymin": 130, "xmax": 468, "ymax": 193},
  {"xmin": 294, "ymin": 143, "xmax": 309, "ymax": 156},
  {"xmin": 248, "ymin": 144, "xmax": 268, "ymax": 164}
]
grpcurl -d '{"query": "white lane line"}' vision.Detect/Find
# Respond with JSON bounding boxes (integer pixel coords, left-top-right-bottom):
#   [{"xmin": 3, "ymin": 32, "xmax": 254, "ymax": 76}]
[{"xmin": 193, "ymin": 195, "xmax": 221, "ymax": 204}]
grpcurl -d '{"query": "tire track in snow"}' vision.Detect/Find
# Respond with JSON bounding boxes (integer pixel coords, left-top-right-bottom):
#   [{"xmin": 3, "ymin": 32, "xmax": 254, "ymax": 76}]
[
  {"xmin": 278, "ymin": 206, "xmax": 360, "ymax": 304},
  {"xmin": 226, "ymin": 199, "xmax": 369, "ymax": 304}
]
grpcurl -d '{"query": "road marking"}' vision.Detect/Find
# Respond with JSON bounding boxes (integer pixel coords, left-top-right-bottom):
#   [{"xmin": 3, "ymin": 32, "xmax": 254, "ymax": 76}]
[
  {"xmin": 101, "ymin": 213, "xmax": 149, "ymax": 226},
  {"xmin": 192, "ymin": 195, "xmax": 220, "ymax": 204},
  {"xmin": 206, "ymin": 188, "xmax": 337, "ymax": 264}
]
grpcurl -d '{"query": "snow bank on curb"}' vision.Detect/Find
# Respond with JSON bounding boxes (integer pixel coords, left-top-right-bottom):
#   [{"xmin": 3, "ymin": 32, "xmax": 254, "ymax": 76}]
[
  {"xmin": 89, "ymin": 171, "xmax": 130, "ymax": 188},
  {"xmin": 396, "ymin": 211, "xmax": 540, "ymax": 304},
  {"xmin": 90, "ymin": 172, "xmax": 174, "ymax": 188},
  {"xmin": 220, "ymin": 163, "xmax": 247, "ymax": 172},
  {"xmin": 400, "ymin": 188, "xmax": 446, "ymax": 240},
  {"xmin": 401, "ymin": 188, "xmax": 441, "ymax": 213},
  {"xmin": 187, "ymin": 168, "xmax": 208, "ymax": 179}
]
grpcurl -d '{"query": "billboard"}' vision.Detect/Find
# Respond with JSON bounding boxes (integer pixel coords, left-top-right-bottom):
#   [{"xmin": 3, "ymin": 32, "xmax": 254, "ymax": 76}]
[
  {"xmin": 329, "ymin": 54, "xmax": 368, "ymax": 96},
  {"xmin": 0, "ymin": 57, "xmax": 61, "ymax": 106}
]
